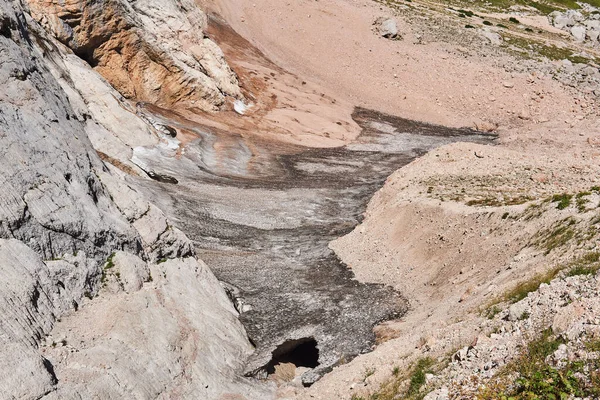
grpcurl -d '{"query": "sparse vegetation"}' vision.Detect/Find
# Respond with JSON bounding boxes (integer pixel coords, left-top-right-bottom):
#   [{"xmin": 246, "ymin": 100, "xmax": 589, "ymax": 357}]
[
  {"xmin": 501, "ymin": 267, "xmax": 561, "ymax": 304},
  {"xmin": 457, "ymin": 9, "xmax": 475, "ymax": 17},
  {"xmin": 531, "ymin": 217, "xmax": 576, "ymax": 254},
  {"xmin": 566, "ymin": 251, "xmax": 600, "ymax": 277},
  {"xmin": 576, "ymin": 191, "xmax": 591, "ymax": 212},
  {"xmin": 585, "ymin": 338, "xmax": 600, "ymax": 352},
  {"xmin": 484, "ymin": 305, "xmax": 502, "ymax": 319},
  {"xmin": 466, "ymin": 195, "xmax": 532, "ymax": 207},
  {"xmin": 478, "ymin": 329, "xmax": 600, "ymax": 399},
  {"xmin": 508, "ymin": 17, "xmax": 520, "ymax": 23},
  {"xmin": 104, "ymin": 252, "xmax": 116, "ymax": 269},
  {"xmin": 407, "ymin": 357, "xmax": 435, "ymax": 397},
  {"xmin": 551, "ymin": 193, "xmax": 572, "ymax": 210},
  {"xmin": 368, "ymin": 357, "xmax": 440, "ymax": 400}
]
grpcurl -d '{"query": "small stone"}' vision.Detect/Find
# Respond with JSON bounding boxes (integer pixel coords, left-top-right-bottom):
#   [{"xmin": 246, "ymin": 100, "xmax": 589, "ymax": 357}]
[
  {"xmin": 553, "ymin": 344, "xmax": 568, "ymax": 361},
  {"xmin": 508, "ymin": 302, "xmax": 528, "ymax": 321},
  {"xmin": 571, "ymin": 25, "xmax": 586, "ymax": 42},
  {"xmin": 374, "ymin": 17, "xmax": 400, "ymax": 39},
  {"xmin": 518, "ymin": 109, "xmax": 531, "ymax": 120},
  {"xmin": 481, "ymin": 29, "xmax": 502, "ymax": 45},
  {"xmin": 502, "ymin": 81, "xmax": 514, "ymax": 88},
  {"xmin": 588, "ymin": 137, "xmax": 600, "ymax": 147}
]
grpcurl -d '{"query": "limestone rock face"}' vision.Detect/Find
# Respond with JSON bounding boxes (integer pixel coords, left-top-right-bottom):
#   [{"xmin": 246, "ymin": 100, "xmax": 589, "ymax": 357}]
[
  {"xmin": 0, "ymin": 1, "xmax": 269, "ymax": 398},
  {"xmin": 27, "ymin": 0, "xmax": 243, "ymax": 110}
]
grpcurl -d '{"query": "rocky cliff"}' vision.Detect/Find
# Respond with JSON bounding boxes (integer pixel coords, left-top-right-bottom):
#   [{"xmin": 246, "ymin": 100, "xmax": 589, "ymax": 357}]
[
  {"xmin": 27, "ymin": 0, "xmax": 242, "ymax": 110},
  {"xmin": 0, "ymin": 1, "xmax": 269, "ymax": 398}
]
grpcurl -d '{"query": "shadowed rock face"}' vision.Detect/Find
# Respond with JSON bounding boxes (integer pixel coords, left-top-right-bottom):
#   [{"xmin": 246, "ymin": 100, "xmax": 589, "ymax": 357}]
[{"xmin": 133, "ymin": 106, "xmax": 496, "ymax": 385}]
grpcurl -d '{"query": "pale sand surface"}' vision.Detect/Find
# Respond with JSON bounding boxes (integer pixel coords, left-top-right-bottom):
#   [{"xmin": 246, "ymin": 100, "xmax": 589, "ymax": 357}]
[{"xmin": 203, "ymin": 0, "xmax": 589, "ymax": 132}]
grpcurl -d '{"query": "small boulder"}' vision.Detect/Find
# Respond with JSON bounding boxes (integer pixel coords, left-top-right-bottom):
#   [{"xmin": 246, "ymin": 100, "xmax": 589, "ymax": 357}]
[
  {"xmin": 481, "ymin": 29, "xmax": 502, "ymax": 45},
  {"xmin": 508, "ymin": 301, "xmax": 529, "ymax": 321},
  {"xmin": 565, "ymin": 9, "xmax": 584, "ymax": 23},
  {"xmin": 584, "ymin": 19, "xmax": 600, "ymax": 31},
  {"xmin": 571, "ymin": 25, "xmax": 586, "ymax": 42},
  {"xmin": 112, "ymin": 251, "xmax": 150, "ymax": 293},
  {"xmin": 587, "ymin": 29, "xmax": 600, "ymax": 42},
  {"xmin": 374, "ymin": 17, "xmax": 400, "ymax": 39},
  {"xmin": 552, "ymin": 14, "xmax": 576, "ymax": 29}
]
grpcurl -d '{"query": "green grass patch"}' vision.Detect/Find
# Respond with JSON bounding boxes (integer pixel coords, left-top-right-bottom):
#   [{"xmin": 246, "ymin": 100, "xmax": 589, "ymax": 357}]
[
  {"xmin": 484, "ymin": 305, "xmax": 502, "ymax": 319},
  {"xmin": 407, "ymin": 358, "xmax": 435, "ymax": 397},
  {"xmin": 466, "ymin": 195, "xmax": 532, "ymax": 207},
  {"xmin": 532, "ymin": 217, "xmax": 576, "ymax": 255},
  {"xmin": 504, "ymin": 35, "xmax": 592, "ymax": 64},
  {"xmin": 552, "ymin": 193, "xmax": 573, "ymax": 210},
  {"xmin": 368, "ymin": 357, "xmax": 442, "ymax": 400},
  {"xmin": 566, "ymin": 251, "xmax": 600, "ymax": 277},
  {"xmin": 576, "ymin": 192, "xmax": 591, "ymax": 212},
  {"xmin": 502, "ymin": 267, "xmax": 561, "ymax": 304},
  {"xmin": 585, "ymin": 338, "xmax": 600, "ymax": 352}
]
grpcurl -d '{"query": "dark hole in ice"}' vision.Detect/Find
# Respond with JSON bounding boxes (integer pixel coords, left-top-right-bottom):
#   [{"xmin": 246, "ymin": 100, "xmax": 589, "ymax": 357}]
[{"xmin": 266, "ymin": 337, "xmax": 319, "ymax": 374}]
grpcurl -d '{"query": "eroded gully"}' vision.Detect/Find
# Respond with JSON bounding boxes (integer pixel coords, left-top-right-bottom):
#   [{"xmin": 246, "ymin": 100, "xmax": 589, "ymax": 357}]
[{"xmin": 131, "ymin": 106, "xmax": 495, "ymax": 385}]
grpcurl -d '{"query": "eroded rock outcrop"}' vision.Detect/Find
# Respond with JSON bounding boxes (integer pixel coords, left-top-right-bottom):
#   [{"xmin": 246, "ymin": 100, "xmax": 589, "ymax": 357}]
[
  {"xmin": 27, "ymin": 0, "xmax": 242, "ymax": 110},
  {"xmin": 0, "ymin": 1, "xmax": 269, "ymax": 398}
]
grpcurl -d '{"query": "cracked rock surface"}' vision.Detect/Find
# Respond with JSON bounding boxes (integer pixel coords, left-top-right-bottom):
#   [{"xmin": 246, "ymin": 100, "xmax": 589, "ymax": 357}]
[{"xmin": 0, "ymin": 1, "xmax": 270, "ymax": 398}]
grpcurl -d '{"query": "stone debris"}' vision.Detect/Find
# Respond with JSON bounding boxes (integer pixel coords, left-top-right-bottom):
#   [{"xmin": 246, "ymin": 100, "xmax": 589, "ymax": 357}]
[
  {"xmin": 424, "ymin": 272, "xmax": 600, "ymax": 398},
  {"xmin": 549, "ymin": 8, "xmax": 600, "ymax": 45}
]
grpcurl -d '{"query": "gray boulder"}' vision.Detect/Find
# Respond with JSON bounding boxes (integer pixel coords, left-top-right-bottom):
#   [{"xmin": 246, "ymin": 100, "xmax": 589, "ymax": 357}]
[
  {"xmin": 375, "ymin": 17, "xmax": 400, "ymax": 39},
  {"xmin": 571, "ymin": 25, "xmax": 587, "ymax": 41}
]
